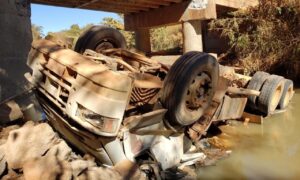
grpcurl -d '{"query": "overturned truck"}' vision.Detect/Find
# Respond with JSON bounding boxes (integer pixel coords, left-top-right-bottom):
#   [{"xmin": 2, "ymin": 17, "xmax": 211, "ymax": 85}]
[{"xmin": 25, "ymin": 26, "xmax": 294, "ymax": 174}]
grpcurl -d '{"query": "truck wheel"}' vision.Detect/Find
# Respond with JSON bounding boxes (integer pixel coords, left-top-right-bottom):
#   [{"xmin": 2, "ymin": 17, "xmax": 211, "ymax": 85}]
[
  {"xmin": 247, "ymin": 71, "xmax": 270, "ymax": 109},
  {"xmin": 278, "ymin": 79, "xmax": 294, "ymax": 109},
  {"xmin": 258, "ymin": 75, "xmax": 284, "ymax": 115},
  {"xmin": 74, "ymin": 26, "xmax": 126, "ymax": 54},
  {"xmin": 161, "ymin": 52, "xmax": 219, "ymax": 127}
]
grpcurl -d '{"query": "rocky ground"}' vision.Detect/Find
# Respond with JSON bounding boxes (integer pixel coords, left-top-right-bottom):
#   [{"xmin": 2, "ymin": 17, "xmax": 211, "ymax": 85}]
[
  {"xmin": 0, "ymin": 118, "xmax": 231, "ymax": 180},
  {"xmin": 0, "ymin": 121, "xmax": 126, "ymax": 180}
]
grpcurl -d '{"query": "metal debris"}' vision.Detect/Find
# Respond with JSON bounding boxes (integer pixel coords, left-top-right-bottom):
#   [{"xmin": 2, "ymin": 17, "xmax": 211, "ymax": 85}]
[{"xmin": 21, "ymin": 39, "xmax": 295, "ymax": 179}]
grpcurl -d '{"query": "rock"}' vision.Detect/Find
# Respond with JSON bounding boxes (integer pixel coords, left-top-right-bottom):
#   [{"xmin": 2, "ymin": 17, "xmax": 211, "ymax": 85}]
[
  {"xmin": 208, "ymin": 136, "xmax": 233, "ymax": 150},
  {"xmin": 202, "ymin": 148, "xmax": 231, "ymax": 166},
  {"xmin": 0, "ymin": 100, "xmax": 23, "ymax": 125},
  {"xmin": 23, "ymin": 154, "xmax": 72, "ymax": 180},
  {"xmin": 179, "ymin": 166, "xmax": 197, "ymax": 180},
  {"xmin": 47, "ymin": 140, "xmax": 72, "ymax": 161},
  {"xmin": 4, "ymin": 122, "xmax": 58, "ymax": 169},
  {"xmin": 71, "ymin": 159, "xmax": 122, "ymax": 180},
  {"xmin": 0, "ymin": 146, "xmax": 7, "ymax": 177},
  {"xmin": 114, "ymin": 159, "xmax": 146, "ymax": 180},
  {"xmin": 71, "ymin": 159, "xmax": 96, "ymax": 177},
  {"xmin": 77, "ymin": 166, "xmax": 121, "ymax": 180},
  {"xmin": 0, "ymin": 124, "xmax": 20, "ymax": 146},
  {"xmin": 2, "ymin": 169, "xmax": 24, "ymax": 180},
  {"xmin": 0, "ymin": 121, "xmax": 126, "ymax": 179}
]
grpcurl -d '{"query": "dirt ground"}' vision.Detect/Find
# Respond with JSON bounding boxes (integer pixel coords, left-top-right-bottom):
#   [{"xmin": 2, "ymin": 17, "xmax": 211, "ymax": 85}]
[
  {"xmin": 0, "ymin": 119, "xmax": 230, "ymax": 180},
  {"xmin": 0, "ymin": 121, "xmax": 126, "ymax": 180}
]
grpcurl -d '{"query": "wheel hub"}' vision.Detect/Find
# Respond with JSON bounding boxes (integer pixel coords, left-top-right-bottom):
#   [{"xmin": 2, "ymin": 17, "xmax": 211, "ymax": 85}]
[
  {"xmin": 95, "ymin": 40, "xmax": 114, "ymax": 52},
  {"xmin": 185, "ymin": 72, "xmax": 212, "ymax": 111}
]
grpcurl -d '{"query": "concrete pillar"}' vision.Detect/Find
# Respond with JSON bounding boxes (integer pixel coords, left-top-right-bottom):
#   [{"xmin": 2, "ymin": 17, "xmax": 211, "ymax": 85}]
[
  {"xmin": 182, "ymin": 20, "xmax": 203, "ymax": 53},
  {"xmin": 135, "ymin": 28, "xmax": 151, "ymax": 54},
  {"xmin": 0, "ymin": 0, "xmax": 32, "ymax": 102}
]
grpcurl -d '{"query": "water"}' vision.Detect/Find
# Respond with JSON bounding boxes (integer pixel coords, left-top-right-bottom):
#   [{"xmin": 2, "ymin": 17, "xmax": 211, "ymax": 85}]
[{"xmin": 197, "ymin": 89, "xmax": 300, "ymax": 179}]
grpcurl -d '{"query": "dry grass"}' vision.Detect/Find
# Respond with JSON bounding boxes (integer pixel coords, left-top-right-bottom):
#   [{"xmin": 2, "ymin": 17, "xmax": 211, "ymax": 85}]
[{"xmin": 209, "ymin": 0, "xmax": 300, "ymax": 81}]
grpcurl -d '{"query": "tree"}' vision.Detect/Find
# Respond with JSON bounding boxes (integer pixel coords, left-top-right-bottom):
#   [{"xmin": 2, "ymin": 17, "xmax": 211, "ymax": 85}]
[
  {"xmin": 41, "ymin": 15, "xmax": 183, "ymax": 52},
  {"xmin": 101, "ymin": 17, "xmax": 135, "ymax": 48},
  {"xmin": 209, "ymin": 0, "xmax": 300, "ymax": 80},
  {"xmin": 101, "ymin": 16, "xmax": 183, "ymax": 51},
  {"xmin": 45, "ymin": 24, "xmax": 94, "ymax": 48},
  {"xmin": 32, "ymin": 24, "xmax": 44, "ymax": 40},
  {"xmin": 210, "ymin": 0, "xmax": 300, "ymax": 81},
  {"xmin": 151, "ymin": 25, "xmax": 182, "ymax": 52}
]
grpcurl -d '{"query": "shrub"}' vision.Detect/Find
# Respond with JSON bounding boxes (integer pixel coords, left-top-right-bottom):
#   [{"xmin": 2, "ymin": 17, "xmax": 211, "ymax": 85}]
[{"xmin": 209, "ymin": 0, "xmax": 300, "ymax": 80}]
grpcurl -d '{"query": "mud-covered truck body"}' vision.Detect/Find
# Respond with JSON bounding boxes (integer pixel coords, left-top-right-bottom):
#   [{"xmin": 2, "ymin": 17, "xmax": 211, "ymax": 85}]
[
  {"xmin": 26, "ymin": 35, "xmax": 220, "ymax": 169},
  {"xmin": 25, "ymin": 26, "xmax": 294, "ymax": 172}
]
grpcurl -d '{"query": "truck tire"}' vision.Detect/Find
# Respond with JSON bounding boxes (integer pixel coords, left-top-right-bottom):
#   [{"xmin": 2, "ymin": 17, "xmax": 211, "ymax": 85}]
[
  {"xmin": 278, "ymin": 79, "xmax": 294, "ymax": 109},
  {"xmin": 257, "ymin": 75, "xmax": 284, "ymax": 115},
  {"xmin": 74, "ymin": 26, "xmax": 126, "ymax": 54},
  {"xmin": 247, "ymin": 71, "xmax": 270, "ymax": 109},
  {"xmin": 161, "ymin": 52, "xmax": 219, "ymax": 127}
]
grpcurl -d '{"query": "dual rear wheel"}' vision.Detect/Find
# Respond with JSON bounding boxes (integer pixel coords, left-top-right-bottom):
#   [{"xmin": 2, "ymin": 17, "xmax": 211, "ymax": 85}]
[{"xmin": 247, "ymin": 71, "xmax": 294, "ymax": 115}]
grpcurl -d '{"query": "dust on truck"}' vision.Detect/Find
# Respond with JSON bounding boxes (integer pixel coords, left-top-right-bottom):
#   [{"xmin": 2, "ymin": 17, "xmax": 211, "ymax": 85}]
[
  {"xmin": 26, "ymin": 25, "xmax": 294, "ymax": 173},
  {"xmin": 26, "ymin": 26, "xmax": 220, "ymax": 170},
  {"xmin": 0, "ymin": 0, "xmax": 294, "ymax": 176}
]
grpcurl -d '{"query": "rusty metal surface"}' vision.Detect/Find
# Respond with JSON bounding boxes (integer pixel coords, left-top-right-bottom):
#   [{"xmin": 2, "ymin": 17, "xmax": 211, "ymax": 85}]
[
  {"xmin": 27, "ymin": 40, "xmax": 134, "ymax": 137},
  {"xmin": 217, "ymin": 95, "xmax": 248, "ymax": 121},
  {"xmin": 39, "ymin": 96, "xmax": 114, "ymax": 165},
  {"xmin": 27, "ymin": 39, "xmax": 172, "ymax": 167},
  {"xmin": 25, "ymin": 39, "xmax": 267, "ymax": 172},
  {"xmin": 123, "ymin": 109, "xmax": 167, "ymax": 130},
  {"xmin": 187, "ymin": 76, "xmax": 229, "ymax": 141}
]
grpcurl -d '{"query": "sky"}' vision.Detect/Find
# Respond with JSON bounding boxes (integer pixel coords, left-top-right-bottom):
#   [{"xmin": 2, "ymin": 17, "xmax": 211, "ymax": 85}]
[{"xmin": 31, "ymin": 4, "xmax": 119, "ymax": 35}]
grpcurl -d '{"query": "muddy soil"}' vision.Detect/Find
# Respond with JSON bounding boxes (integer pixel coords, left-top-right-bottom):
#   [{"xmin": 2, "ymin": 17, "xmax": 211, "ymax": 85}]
[{"xmin": 0, "ymin": 121, "xmax": 127, "ymax": 180}]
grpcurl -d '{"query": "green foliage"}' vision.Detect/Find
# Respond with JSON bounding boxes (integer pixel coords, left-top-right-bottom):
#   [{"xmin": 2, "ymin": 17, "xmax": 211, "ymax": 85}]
[
  {"xmin": 46, "ymin": 24, "xmax": 94, "ymax": 48},
  {"xmin": 64, "ymin": 24, "xmax": 81, "ymax": 37},
  {"xmin": 101, "ymin": 17, "xmax": 135, "ymax": 49},
  {"xmin": 102, "ymin": 17, "xmax": 124, "ymax": 29},
  {"xmin": 101, "ymin": 16, "xmax": 183, "ymax": 51},
  {"xmin": 209, "ymin": 0, "xmax": 300, "ymax": 76},
  {"xmin": 151, "ymin": 25, "xmax": 182, "ymax": 52},
  {"xmin": 41, "ymin": 15, "xmax": 182, "ymax": 52},
  {"xmin": 32, "ymin": 24, "xmax": 44, "ymax": 40}
]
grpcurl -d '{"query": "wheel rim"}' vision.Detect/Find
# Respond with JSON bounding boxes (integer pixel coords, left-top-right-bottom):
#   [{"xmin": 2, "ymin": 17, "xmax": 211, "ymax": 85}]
[
  {"xmin": 283, "ymin": 86, "xmax": 293, "ymax": 108},
  {"xmin": 95, "ymin": 40, "xmax": 114, "ymax": 52},
  {"xmin": 270, "ymin": 84, "xmax": 283, "ymax": 111},
  {"xmin": 185, "ymin": 72, "xmax": 212, "ymax": 111}
]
